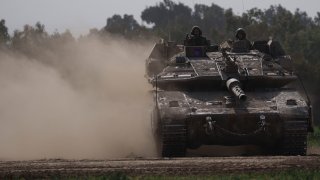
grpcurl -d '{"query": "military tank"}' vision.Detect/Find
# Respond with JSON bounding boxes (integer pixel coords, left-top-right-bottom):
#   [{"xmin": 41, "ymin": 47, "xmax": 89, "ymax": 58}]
[{"xmin": 146, "ymin": 39, "xmax": 313, "ymax": 157}]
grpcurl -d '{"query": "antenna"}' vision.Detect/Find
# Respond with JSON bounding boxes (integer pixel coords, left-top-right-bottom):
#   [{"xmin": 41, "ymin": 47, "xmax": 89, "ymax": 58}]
[
  {"xmin": 242, "ymin": 0, "xmax": 245, "ymax": 13},
  {"xmin": 297, "ymin": 74, "xmax": 311, "ymax": 106},
  {"xmin": 155, "ymin": 75, "xmax": 158, "ymax": 108}
]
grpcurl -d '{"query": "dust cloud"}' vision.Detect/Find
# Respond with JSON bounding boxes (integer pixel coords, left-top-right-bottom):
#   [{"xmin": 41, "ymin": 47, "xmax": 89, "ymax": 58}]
[{"xmin": 0, "ymin": 37, "xmax": 157, "ymax": 160}]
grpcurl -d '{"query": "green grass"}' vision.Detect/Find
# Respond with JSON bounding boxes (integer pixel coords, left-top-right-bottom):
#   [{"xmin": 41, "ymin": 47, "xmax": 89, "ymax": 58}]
[
  {"xmin": 132, "ymin": 170, "xmax": 320, "ymax": 180},
  {"xmin": 46, "ymin": 170, "xmax": 320, "ymax": 180},
  {"xmin": 48, "ymin": 172, "xmax": 129, "ymax": 180},
  {"xmin": 308, "ymin": 126, "xmax": 320, "ymax": 147}
]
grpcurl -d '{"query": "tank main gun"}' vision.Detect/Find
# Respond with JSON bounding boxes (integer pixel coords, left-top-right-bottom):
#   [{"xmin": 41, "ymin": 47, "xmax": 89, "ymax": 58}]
[{"xmin": 226, "ymin": 78, "xmax": 247, "ymax": 101}]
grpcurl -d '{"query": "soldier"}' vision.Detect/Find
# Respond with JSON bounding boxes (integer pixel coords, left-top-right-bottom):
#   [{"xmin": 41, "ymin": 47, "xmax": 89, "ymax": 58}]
[
  {"xmin": 234, "ymin": 28, "xmax": 252, "ymax": 50},
  {"xmin": 185, "ymin": 26, "xmax": 210, "ymax": 46}
]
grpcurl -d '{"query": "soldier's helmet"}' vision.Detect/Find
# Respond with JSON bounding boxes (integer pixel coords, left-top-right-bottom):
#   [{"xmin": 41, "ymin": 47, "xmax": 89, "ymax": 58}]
[
  {"xmin": 190, "ymin": 26, "xmax": 202, "ymax": 36},
  {"xmin": 235, "ymin": 28, "xmax": 246, "ymax": 40}
]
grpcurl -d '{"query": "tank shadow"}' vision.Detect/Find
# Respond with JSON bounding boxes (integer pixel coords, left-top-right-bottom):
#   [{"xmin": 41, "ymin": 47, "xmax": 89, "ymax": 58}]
[{"xmin": 186, "ymin": 145, "xmax": 263, "ymax": 157}]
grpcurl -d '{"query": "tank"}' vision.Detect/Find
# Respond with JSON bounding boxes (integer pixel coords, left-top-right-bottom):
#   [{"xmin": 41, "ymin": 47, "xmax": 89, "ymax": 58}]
[{"xmin": 146, "ymin": 39, "xmax": 313, "ymax": 157}]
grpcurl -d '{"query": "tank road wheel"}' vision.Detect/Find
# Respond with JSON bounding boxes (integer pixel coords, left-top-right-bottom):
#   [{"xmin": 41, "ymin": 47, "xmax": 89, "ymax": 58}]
[
  {"xmin": 158, "ymin": 120, "xmax": 187, "ymax": 157},
  {"xmin": 277, "ymin": 120, "xmax": 308, "ymax": 156}
]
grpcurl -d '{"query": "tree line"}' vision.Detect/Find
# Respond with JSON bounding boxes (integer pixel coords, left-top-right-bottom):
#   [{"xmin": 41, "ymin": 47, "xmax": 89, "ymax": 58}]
[{"xmin": 0, "ymin": 0, "xmax": 320, "ymax": 123}]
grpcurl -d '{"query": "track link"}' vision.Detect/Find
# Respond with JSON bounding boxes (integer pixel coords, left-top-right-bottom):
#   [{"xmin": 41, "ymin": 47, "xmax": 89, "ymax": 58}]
[
  {"xmin": 161, "ymin": 120, "xmax": 187, "ymax": 157},
  {"xmin": 278, "ymin": 120, "xmax": 308, "ymax": 155}
]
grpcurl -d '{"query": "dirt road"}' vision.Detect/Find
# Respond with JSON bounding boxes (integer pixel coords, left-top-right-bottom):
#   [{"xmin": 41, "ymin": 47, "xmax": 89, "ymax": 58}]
[{"xmin": 1, "ymin": 156, "xmax": 320, "ymax": 178}]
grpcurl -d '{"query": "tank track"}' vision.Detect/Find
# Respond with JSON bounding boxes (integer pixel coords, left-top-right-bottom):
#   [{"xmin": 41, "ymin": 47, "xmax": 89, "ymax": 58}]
[
  {"xmin": 278, "ymin": 120, "xmax": 308, "ymax": 156},
  {"xmin": 160, "ymin": 120, "xmax": 187, "ymax": 157}
]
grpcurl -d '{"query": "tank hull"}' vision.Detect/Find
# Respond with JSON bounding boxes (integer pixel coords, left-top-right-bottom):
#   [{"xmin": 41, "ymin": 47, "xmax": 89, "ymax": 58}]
[{"xmin": 153, "ymin": 90, "xmax": 309, "ymax": 156}]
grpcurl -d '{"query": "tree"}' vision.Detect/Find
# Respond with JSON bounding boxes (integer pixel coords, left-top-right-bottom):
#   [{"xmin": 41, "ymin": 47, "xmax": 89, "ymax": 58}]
[
  {"xmin": 224, "ymin": 8, "xmax": 242, "ymax": 36},
  {"xmin": 314, "ymin": 12, "xmax": 320, "ymax": 26},
  {"xmin": 192, "ymin": 3, "xmax": 226, "ymax": 43},
  {"xmin": 11, "ymin": 22, "xmax": 49, "ymax": 57},
  {"xmin": 141, "ymin": 0, "xmax": 192, "ymax": 41},
  {"xmin": 103, "ymin": 14, "xmax": 141, "ymax": 38},
  {"xmin": 0, "ymin": 19, "xmax": 10, "ymax": 46}
]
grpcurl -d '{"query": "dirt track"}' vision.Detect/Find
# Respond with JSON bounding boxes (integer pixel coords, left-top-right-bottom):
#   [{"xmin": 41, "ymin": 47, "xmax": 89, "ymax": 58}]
[{"xmin": 1, "ymin": 156, "xmax": 320, "ymax": 178}]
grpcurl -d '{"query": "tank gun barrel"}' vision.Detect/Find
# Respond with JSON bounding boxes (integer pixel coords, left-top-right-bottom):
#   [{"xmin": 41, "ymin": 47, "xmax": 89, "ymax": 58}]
[
  {"xmin": 222, "ymin": 49, "xmax": 236, "ymax": 64},
  {"xmin": 222, "ymin": 49, "xmax": 238, "ymax": 73},
  {"xmin": 226, "ymin": 78, "xmax": 247, "ymax": 101}
]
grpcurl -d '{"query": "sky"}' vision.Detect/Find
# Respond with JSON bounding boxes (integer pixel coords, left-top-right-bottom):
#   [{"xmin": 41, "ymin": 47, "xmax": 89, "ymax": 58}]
[{"xmin": 0, "ymin": 0, "xmax": 319, "ymax": 36}]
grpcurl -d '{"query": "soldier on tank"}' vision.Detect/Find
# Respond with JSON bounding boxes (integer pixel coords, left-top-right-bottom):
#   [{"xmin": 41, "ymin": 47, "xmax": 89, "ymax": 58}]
[
  {"xmin": 184, "ymin": 26, "xmax": 210, "ymax": 46},
  {"xmin": 232, "ymin": 28, "xmax": 252, "ymax": 52}
]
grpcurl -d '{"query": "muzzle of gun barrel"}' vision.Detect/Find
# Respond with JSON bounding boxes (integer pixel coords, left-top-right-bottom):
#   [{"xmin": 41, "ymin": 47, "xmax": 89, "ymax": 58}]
[{"xmin": 226, "ymin": 78, "xmax": 247, "ymax": 102}]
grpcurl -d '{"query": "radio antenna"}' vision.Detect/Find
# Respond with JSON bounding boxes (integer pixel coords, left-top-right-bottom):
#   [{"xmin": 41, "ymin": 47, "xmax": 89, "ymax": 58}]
[{"xmin": 242, "ymin": 0, "xmax": 245, "ymax": 13}]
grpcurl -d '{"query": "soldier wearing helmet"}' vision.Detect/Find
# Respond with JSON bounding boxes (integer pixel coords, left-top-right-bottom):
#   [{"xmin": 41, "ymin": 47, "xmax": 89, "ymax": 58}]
[
  {"xmin": 235, "ymin": 28, "xmax": 247, "ymax": 40},
  {"xmin": 185, "ymin": 26, "xmax": 210, "ymax": 46},
  {"xmin": 236, "ymin": 28, "xmax": 252, "ymax": 49},
  {"xmin": 232, "ymin": 28, "xmax": 252, "ymax": 52}
]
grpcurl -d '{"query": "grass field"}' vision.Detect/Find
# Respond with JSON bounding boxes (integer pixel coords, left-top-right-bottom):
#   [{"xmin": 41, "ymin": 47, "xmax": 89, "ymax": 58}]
[
  {"xmin": 133, "ymin": 170, "xmax": 320, "ymax": 180},
  {"xmin": 60, "ymin": 169, "xmax": 320, "ymax": 180},
  {"xmin": 309, "ymin": 126, "xmax": 320, "ymax": 147}
]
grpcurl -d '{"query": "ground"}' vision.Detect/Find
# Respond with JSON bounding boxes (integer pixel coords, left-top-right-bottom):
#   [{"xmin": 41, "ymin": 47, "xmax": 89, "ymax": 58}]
[{"xmin": 1, "ymin": 148, "xmax": 320, "ymax": 179}]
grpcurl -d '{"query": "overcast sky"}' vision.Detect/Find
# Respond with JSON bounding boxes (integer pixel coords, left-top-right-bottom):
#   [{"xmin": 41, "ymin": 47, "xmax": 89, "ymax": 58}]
[{"xmin": 0, "ymin": 0, "xmax": 319, "ymax": 36}]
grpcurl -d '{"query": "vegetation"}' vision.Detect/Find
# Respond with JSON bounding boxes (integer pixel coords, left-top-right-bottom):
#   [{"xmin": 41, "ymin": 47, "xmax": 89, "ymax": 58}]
[
  {"xmin": 0, "ymin": 0, "xmax": 320, "ymax": 124},
  {"xmin": 37, "ymin": 169, "xmax": 320, "ymax": 179},
  {"xmin": 309, "ymin": 126, "xmax": 320, "ymax": 146},
  {"xmin": 132, "ymin": 170, "xmax": 320, "ymax": 180}
]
